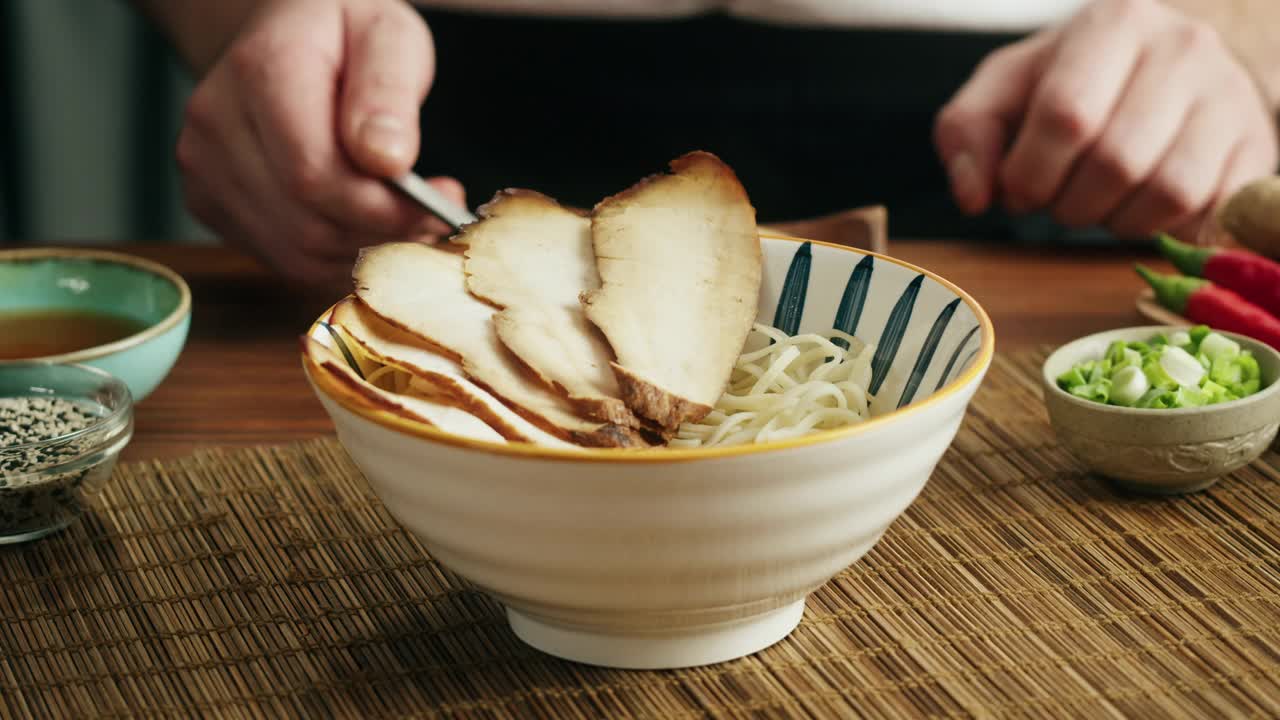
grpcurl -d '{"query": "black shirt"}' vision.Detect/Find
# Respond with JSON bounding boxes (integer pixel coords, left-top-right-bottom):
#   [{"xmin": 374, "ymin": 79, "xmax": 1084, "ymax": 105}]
[{"xmin": 414, "ymin": 10, "xmax": 1021, "ymax": 238}]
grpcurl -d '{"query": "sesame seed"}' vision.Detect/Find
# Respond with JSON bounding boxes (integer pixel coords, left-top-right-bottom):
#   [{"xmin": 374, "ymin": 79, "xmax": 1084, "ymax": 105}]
[
  {"xmin": 1, "ymin": 396, "xmax": 101, "ymax": 447},
  {"xmin": 0, "ymin": 396, "xmax": 111, "ymax": 537}
]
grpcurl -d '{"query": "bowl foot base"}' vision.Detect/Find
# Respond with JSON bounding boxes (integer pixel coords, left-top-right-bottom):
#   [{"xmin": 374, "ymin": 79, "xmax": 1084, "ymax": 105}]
[
  {"xmin": 1107, "ymin": 475, "xmax": 1220, "ymax": 496},
  {"xmin": 507, "ymin": 599, "xmax": 805, "ymax": 669},
  {"xmin": 0, "ymin": 518, "xmax": 74, "ymax": 545}
]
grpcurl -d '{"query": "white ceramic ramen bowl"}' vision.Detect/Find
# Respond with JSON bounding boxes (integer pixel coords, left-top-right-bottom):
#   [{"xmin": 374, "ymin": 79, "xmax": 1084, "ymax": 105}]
[{"xmin": 304, "ymin": 232, "xmax": 995, "ymax": 669}]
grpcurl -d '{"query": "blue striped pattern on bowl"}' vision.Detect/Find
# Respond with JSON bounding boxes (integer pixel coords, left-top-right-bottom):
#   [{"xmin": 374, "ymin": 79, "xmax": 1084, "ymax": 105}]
[{"xmin": 760, "ymin": 236, "xmax": 983, "ymax": 415}]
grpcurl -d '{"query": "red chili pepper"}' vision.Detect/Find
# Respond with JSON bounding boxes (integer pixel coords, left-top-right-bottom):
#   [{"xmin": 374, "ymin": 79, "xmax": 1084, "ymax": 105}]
[
  {"xmin": 1136, "ymin": 265, "xmax": 1280, "ymax": 351},
  {"xmin": 1158, "ymin": 234, "xmax": 1280, "ymax": 318}
]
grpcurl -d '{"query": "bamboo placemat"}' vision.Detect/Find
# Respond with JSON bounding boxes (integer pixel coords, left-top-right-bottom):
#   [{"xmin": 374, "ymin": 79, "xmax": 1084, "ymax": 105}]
[{"xmin": 2, "ymin": 351, "xmax": 1279, "ymax": 719}]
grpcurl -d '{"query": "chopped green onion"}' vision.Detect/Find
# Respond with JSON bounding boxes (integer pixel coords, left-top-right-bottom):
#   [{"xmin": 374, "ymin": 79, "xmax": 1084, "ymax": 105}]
[
  {"xmin": 1137, "ymin": 388, "xmax": 1175, "ymax": 409},
  {"xmin": 1070, "ymin": 380, "xmax": 1111, "ymax": 404},
  {"xmin": 1173, "ymin": 385, "xmax": 1211, "ymax": 408},
  {"xmin": 1159, "ymin": 346, "xmax": 1206, "ymax": 388},
  {"xmin": 1199, "ymin": 332, "xmax": 1240, "ymax": 362},
  {"xmin": 1057, "ymin": 325, "xmax": 1263, "ymax": 408},
  {"xmin": 1110, "ymin": 365, "xmax": 1148, "ymax": 407},
  {"xmin": 1058, "ymin": 367, "xmax": 1087, "ymax": 389}
]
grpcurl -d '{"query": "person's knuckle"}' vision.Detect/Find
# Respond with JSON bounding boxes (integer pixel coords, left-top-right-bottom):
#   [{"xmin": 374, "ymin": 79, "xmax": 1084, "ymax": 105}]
[
  {"xmin": 1255, "ymin": 131, "xmax": 1280, "ymax": 163},
  {"xmin": 933, "ymin": 105, "xmax": 970, "ymax": 147},
  {"xmin": 285, "ymin": 161, "xmax": 331, "ymax": 205},
  {"xmin": 393, "ymin": 0, "xmax": 427, "ymax": 24},
  {"xmin": 182, "ymin": 86, "xmax": 217, "ymax": 134},
  {"xmin": 1092, "ymin": 147, "xmax": 1144, "ymax": 189},
  {"xmin": 1170, "ymin": 19, "xmax": 1220, "ymax": 54},
  {"xmin": 1096, "ymin": 0, "xmax": 1154, "ymax": 23},
  {"xmin": 174, "ymin": 130, "xmax": 199, "ymax": 176},
  {"xmin": 1152, "ymin": 178, "xmax": 1200, "ymax": 218},
  {"xmin": 373, "ymin": 2, "xmax": 430, "ymax": 40},
  {"xmin": 1227, "ymin": 66, "xmax": 1266, "ymax": 108},
  {"xmin": 354, "ymin": 8, "xmax": 433, "ymax": 88},
  {"xmin": 229, "ymin": 32, "xmax": 319, "ymax": 89},
  {"xmin": 975, "ymin": 43, "xmax": 1021, "ymax": 77},
  {"xmin": 359, "ymin": 65, "xmax": 406, "ymax": 96},
  {"xmin": 355, "ymin": 46, "xmax": 419, "ymax": 95},
  {"xmin": 935, "ymin": 101, "xmax": 971, "ymax": 131},
  {"xmin": 1040, "ymin": 92, "xmax": 1099, "ymax": 144},
  {"xmin": 226, "ymin": 38, "xmax": 267, "ymax": 83}
]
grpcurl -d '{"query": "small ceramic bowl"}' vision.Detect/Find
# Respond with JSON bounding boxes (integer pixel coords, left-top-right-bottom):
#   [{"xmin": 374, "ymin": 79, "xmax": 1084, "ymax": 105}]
[
  {"xmin": 0, "ymin": 362, "xmax": 134, "ymax": 543},
  {"xmin": 1042, "ymin": 326, "xmax": 1280, "ymax": 495},
  {"xmin": 305, "ymin": 232, "xmax": 996, "ymax": 669},
  {"xmin": 0, "ymin": 249, "xmax": 191, "ymax": 401}
]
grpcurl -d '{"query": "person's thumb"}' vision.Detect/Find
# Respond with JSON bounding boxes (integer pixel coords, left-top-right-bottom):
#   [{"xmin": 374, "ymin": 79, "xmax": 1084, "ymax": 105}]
[
  {"xmin": 934, "ymin": 32, "xmax": 1051, "ymax": 216},
  {"xmin": 340, "ymin": 3, "xmax": 435, "ymax": 178}
]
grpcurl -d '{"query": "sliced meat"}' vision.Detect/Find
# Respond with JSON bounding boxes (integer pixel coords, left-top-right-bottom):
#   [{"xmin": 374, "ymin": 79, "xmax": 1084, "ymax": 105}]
[
  {"xmin": 331, "ymin": 298, "xmax": 575, "ymax": 448},
  {"xmin": 301, "ymin": 336, "xmax": 505, "ymax": 443},
  {"xmin": 353, "ymin": 242, "xmax": 647, "ymax": 448},
  {"xmin": 459, "ymin": 190, "xmax": 640, "ymax": 427},
  {"xmin": 583, "ymin": 151, "xmax": 763, "ymax": 429}
]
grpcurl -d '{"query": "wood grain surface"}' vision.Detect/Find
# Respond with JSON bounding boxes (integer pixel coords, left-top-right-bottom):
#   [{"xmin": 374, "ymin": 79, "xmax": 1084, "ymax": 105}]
[{"xmin": 8, "ymin": 242, "xmax": 1174, "ymax": 462}]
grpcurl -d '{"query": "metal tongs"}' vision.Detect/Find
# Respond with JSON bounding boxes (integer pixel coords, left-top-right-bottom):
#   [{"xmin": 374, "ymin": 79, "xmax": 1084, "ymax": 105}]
[{"xmin": 387, "ymin": 172, "xmax": 477, "ymax": 234}]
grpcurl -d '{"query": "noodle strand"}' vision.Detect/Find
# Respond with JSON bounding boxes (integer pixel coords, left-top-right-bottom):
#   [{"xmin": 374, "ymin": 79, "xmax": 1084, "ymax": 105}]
[{"xmin": 676, "ymin": 324, "xmax": 876, "ymax": 447}]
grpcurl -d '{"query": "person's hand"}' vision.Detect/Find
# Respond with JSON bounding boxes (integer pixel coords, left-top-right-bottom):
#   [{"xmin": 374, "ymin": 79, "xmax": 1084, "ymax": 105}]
[
  {"xmin": 177, "ymin": 0, "xmax": 463, "ymax": 287},
  {"xmin": 935, "ymin": 0, "xmax": 1278, "ymax": 243}
]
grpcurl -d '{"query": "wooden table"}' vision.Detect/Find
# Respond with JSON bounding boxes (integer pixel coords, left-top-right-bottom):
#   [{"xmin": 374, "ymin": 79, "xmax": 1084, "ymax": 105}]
[
  {"xmin": 16, "ymin": 241, "xmax": 1280, "ymax": 720},
  {"xmin": 105, "ymin": 241, "xmax": 1169, "ymax": 462}
]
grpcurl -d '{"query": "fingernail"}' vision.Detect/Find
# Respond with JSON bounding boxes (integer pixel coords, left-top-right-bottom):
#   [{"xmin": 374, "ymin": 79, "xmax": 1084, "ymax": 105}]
[
  {"xmin": 359, "ymin": 114, "xmax": 408, "ymax": 164},
  {"xmin": 948, "ymin": 153, "xmax": 980, "ymax": 211}
]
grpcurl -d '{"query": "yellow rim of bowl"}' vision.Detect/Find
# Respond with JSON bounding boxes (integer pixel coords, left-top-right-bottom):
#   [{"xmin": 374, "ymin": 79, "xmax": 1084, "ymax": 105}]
[
  {"xmin": 0, "ymin": 248, "xmax": 193, "ymax": 365},
  {"xmin": 304, "ymin": 233, "xmax": 997, "ymax": 464}
]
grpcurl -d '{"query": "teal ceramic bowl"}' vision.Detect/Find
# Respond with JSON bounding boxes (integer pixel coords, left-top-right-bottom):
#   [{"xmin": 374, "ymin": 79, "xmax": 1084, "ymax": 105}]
[{"xmin": 0, "ymin": 249, "xmax": 191, "ymax": 401}]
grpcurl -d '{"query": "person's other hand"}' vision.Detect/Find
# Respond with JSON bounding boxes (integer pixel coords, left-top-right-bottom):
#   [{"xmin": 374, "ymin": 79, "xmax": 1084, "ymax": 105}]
[
  {"xmin": 935, "ymin": 0, "xmax": 1278, "ymax": 243},
  {"xmin": 177, "ymin": 0, "xmax": 463, "ymax": 287}
]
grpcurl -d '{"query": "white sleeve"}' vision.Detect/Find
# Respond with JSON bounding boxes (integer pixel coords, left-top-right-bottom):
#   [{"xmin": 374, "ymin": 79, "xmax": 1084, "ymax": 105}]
[
  {"xmin": 407, "ymin": 0, "xmax": 1088, "ymax": 31},
  {"xmin": 725, "ymin": 0, "xmax": 1087, "ymax": 32}
]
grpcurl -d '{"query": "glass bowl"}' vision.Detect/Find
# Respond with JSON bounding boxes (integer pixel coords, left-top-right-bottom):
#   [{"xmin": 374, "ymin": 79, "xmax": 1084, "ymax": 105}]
[{"xmin": 0, "ymin": 363, "xmax": 134, "ymax": 543}]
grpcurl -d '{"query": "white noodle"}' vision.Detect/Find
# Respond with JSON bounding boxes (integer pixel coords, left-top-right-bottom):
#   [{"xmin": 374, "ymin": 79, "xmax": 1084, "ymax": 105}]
[
  {"xmin": 674, "ymin": 324, "xmax": 876, "ymax": 448},
  {"xmin": 748, "ymin": 345, "xmax": 800, "ymax": 395}
]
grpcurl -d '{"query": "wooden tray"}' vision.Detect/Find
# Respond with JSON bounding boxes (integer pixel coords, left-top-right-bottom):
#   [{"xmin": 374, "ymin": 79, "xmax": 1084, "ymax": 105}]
[{"xmin": 1136, "ymin": 288, "xmax": 1191, "ymax": 326}]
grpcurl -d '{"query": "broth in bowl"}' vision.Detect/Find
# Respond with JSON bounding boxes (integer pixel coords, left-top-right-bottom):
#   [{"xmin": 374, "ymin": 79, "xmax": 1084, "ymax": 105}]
[
  {"xmin": 0, "ymin": 309, "xmax": 147, "ymax": 360},
  {"xmin": 0, "ymin": 248, "xmax": 192, "ymax": 401}
]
